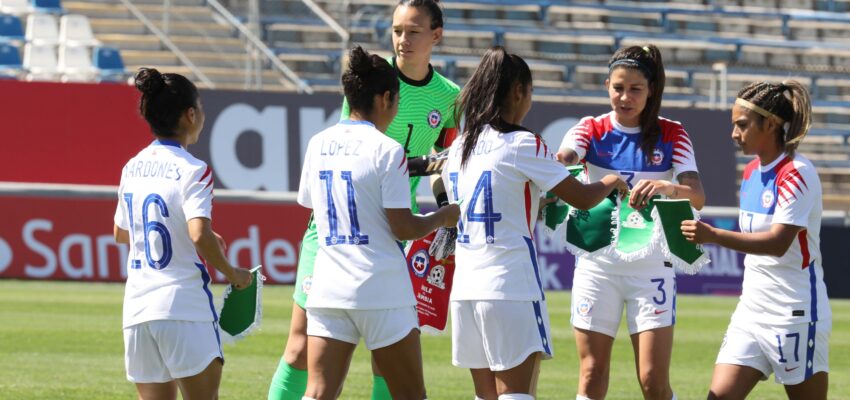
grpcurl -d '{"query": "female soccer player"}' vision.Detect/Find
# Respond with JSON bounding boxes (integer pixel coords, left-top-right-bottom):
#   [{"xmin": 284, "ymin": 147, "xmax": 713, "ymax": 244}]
[
  {"xmin": 298, "ymin": 45, "xmax": 459, "ymax": 400},
  {"xmin": 268, "ymin": 1, "xmax": 460, "ymax": 399},
  {"xmin": 682, "ymin": 81, "xmax": 831, "ymax": 400},
  {"xmin": 114, "ymin": 68, "xmax": 253, "ymax": 400},
  {"xmin": 556, "ymin": 45, "xmax": 706, "ymax": 400},
  {"xmin": 445, "ymin": 46, "xmax": 627, "ymax": 400}
]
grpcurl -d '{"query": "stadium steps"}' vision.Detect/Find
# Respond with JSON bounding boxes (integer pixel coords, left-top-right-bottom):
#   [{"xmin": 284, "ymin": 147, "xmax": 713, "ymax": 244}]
[{"xmin": 63, "ymin": 0, "xmax": 294, "ymax": 91}]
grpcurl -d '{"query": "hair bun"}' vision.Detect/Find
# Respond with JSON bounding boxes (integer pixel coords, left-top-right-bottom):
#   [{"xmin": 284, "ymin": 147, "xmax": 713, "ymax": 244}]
[
  {"xmin": 135, "ymin": 68, "xmax": 165, "ymax": 96},
  {"xmin": 348, "ymin": 46, "xmax": 372, "ymax": 76}
]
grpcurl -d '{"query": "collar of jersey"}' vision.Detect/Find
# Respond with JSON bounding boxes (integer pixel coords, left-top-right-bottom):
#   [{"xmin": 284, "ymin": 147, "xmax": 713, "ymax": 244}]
[
  {"xmin": 339, "ymin": 119, "xmax": 375, "ymax": 128},
  {"xmin": 608, "ymin": 112, "xmax": 642, "ymax": 134},
  {"xmin": 153, "ymin": 139, "xmax": 182, "ymax": 148},
  {"xmin": 392, "ymin": 56, "xmax": 434, "ymax": 87},
  {"xmin": 759, "ymin": 153, "xmax": 786, "ymax": 172}
]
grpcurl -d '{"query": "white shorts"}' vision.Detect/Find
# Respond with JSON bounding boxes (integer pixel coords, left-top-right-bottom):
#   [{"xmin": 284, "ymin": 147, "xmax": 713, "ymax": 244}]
[
  {"xmin": 124, "ymin": 320, "xmax": 223, "ymax": 383},
  {"xmin": 570, "ymin": 268, "xmax": 676, "ymax": 337},
  {"xmin": 716, "ymin": 318, "xmax": 831, "ymax": 385},
  {"xmin": 306, "ymin": 306, "xmax": 419, "ymax": 351},
  {"xmin": 451, "ymin": 300, "xmax": 553, "ymax": 371}
]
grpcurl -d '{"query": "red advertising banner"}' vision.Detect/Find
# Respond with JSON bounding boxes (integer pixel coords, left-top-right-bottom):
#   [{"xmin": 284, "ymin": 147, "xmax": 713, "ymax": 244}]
[{"xmin": 0, "ymin": 193, "xmax": 311, "ymax": 284}]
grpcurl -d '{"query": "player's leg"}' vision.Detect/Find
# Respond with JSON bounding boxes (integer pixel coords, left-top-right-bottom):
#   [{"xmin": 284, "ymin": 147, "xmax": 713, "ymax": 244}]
[
  {"xmin": 784, "ymin": 372, "xmax": 828, "ymax": 400},
  {"xmin": 469, "ymin": 368, "xmax": 498, "ymax": 400},
  {"xmin": 175, "ymin": 358, "xmax": 223, "ymax": 400},
  {"xmin": 269, "ymin": 218, "xmax": 317, "ymax": 400},
  {"xmin": 371, "ymin": 329, "xmax": 426, "ymax": 400},
  {"xmin": 708, "ymin": 319, "xmax": 770, "ymax": 399},
  {"xmin": 363, "ymin": 307, "xmax": 425, "ymax": 400},
  {"xmin": 369, "ymin": 356, "xmax": 392, "ymax": 400},
  {"xmin": 304, "ymin": 335, "xmax": 356, "ymax": 399},
  {"xmin": 493, "ymin": 352, "xmax": 541, "ymax": 398},
  {"xmin": 629, "ymin": 327, "xmax": 674, "ymax": 400},
  {"xmin": 707, "ymin": 364, "xmax": 763, "ymax": 400},
  {"xmin": 303, "ymin": 308, "xmax": 359, "ymax": 399},
  {"xmin": 135, "ymin": 382, "xmax": 178, "ymax": 400},
  {"xmin": 571, "ymin": 269, "xmax": 623, "ymax": 400},
  {"xmin": 625, "ymin": 274, "xmax": 676, "ymax": 400}
]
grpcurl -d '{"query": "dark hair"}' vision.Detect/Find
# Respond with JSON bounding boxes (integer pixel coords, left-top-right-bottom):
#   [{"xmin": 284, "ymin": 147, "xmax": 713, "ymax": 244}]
[
  {"xmin": 456, "ymin": 46, "xmax": 532, "ymax": 168},
  {"xmin": 737, "ymin": 80, "xmax": 812, "ymax": 156},
  {"xmin": 395, "ymin": 0, "xmax": 444, "ymax": 29},
  {"xmin": 608, "ymin": 44, "xmax": 666, "ymax": 159},
  {"xmin": 342, "ymin": 46, "xmax": 399, "ymax": 116},
  {"xmin": 134, "ymin": 68, "xmax": 199, "ymax": 138}
]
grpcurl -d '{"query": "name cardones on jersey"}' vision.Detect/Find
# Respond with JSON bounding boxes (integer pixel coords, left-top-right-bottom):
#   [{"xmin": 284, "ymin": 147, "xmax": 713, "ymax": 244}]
[{"xmin": 122, "ymin": 159, "xmax": 182, "ymax": 180}]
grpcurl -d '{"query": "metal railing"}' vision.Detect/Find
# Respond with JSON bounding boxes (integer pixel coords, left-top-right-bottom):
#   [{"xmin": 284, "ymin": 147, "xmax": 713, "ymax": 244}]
[
  {"xmin": 206, "ymin": 0, "xmax": 314, "ymax": 93},
  {"xmin": 118, "ymin": 0, "xmax": 215, "ymax": 88}
]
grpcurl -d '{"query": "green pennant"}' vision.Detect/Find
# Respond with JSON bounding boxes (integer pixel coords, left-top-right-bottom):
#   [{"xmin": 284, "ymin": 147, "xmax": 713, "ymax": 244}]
[
  {"xmin": 565, "ymin": 191, "xmax": 617, "ymax": 255},
  {"xmin": 612, "ymin": 195, "xmax": 658, "ymax": 260},
  {"xmin": 652, "ymin": 199, "xmax": 710, "ymax": 274},
  {"xmin": 218, "ymin": 265, "xmax": 264, "ymax": 343}
]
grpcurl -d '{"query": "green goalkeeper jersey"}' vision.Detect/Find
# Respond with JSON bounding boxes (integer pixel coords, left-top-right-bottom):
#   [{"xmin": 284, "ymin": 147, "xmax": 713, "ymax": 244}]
[{"xmin": 341, "ymin": 57, "xmax": 460, "ymax": 212}]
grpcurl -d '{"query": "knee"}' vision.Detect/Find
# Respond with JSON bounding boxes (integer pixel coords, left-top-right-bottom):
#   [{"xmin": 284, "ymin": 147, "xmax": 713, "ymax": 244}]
[
  {"xmin": 579, "ymin": 359, "xmax": 609, "ymax": 384},
  {"xmin": 283, "ymin": 334, "xmax": 308, "ymax": 367},
  {"xmin": 638, "ymin": 370, "xmax": 671, "ymax": 400}
]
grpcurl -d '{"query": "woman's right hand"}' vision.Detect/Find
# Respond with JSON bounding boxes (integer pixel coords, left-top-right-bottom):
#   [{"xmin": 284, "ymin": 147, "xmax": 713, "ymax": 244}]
[
  {"xmin": 602, "ymin": 174, "xmax": 629, "ymax": 199},
  {"xmin": 439, "ymin": 203, "xmax": 461, "ymax": 227},
  {"xmin": 227, "ymin": 267, "xmax": 253, "ymax": 290}
]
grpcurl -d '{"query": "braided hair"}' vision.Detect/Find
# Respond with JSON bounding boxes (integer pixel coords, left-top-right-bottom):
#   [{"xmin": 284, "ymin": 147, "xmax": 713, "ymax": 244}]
[{"xmin": 736, "ymin": 80, "xmax": 812, "ymax": 156}]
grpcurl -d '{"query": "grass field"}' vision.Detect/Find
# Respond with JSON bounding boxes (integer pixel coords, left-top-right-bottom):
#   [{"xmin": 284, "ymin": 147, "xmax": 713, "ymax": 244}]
[{"xmin": 0, "ymin": 280, "xmax": 846, "ymax": 399}]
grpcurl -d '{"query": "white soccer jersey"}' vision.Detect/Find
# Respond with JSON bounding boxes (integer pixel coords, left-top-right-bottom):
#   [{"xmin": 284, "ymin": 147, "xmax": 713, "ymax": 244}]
[
  {"xmin": 559, "ymin": 112, "xmax": 699, "ymax": 275},
  {"xmin": 114, "ymin": 140, "xmax": 216, "ymax": 329},
  {"xmin": 445, "ymin": 124, "xmax": 570, "ymax": 301},
  {"xmin": 733, "ymin": 154, "xmax": 831, "ymax": 325},
  {"xmin": 298, "ymin": 120, "xmax": 415, "ymax": 310}
]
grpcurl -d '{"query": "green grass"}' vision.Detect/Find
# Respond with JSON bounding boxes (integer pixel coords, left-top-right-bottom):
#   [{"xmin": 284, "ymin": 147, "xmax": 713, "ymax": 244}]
[{"xmin": 0, "ymin": 280, "xmax": 847, "ymax": 399}]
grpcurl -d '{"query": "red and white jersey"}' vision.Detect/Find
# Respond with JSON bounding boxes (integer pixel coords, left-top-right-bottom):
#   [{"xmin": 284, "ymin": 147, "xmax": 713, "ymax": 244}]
[
  {"xmin": 733, "ymin": 154, "xmax": 831, "ymax": 325},
  {"xmin": 559, "ymin": 112, "xmax": 699, "ymax": 275},
  {"xmin": 114, "ymin": 140, "xmax": 216, "ymax": 329},
  {"xmin": 445, "ymin": 123, "xmax": 570, "ymax": 301},
  {"xmin": 298, "ymin": 120, "xmax": 415, "ymax": 310}
]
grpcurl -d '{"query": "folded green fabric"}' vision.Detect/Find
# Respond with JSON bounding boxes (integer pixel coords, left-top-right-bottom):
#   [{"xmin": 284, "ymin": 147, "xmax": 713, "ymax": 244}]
[
  {"xmin": 218, "ymin": 265, "xmax": 264, "ymax": 343},
  {"xmin": 652, "ymin": 200, "xmax": 710, "ymax": 274}
]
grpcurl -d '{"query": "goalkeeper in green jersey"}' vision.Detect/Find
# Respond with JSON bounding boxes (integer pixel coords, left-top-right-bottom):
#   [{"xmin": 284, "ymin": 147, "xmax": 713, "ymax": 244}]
[{"xmin": 268, "ymin": 1, "xmax": 460, "ymax": 399}]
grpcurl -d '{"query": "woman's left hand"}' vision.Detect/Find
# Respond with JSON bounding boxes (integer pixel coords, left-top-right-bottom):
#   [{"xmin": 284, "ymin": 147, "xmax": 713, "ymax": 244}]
[{"xmin": 628, "ymin": 179, "xmax": 673, "ymax": 209}]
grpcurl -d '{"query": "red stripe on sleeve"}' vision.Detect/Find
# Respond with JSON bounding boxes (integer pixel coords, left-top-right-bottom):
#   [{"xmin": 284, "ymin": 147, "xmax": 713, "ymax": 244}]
[
  {"xmin": 524, "ymin": 182, "xmax": 533, "ymax": 238},
  {"xmin": 798, "ymin": 230, "xmax": 810, "ymax": 269}
]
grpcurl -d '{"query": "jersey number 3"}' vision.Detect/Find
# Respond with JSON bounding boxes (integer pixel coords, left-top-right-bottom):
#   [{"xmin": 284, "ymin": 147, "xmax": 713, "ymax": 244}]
[{"xmin": 319, "ymin": 170, "xmax": 369, "ymax": 246}]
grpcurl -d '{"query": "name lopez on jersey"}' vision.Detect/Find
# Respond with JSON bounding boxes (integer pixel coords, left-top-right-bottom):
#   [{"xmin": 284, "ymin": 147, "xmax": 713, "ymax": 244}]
[
  {"xmin": 320, "ymin": 138, "xmax": 363, "ymax": 156},
  {"xmin": 123, "ymin": 159, "xmax": 182, "ymax": 180}
]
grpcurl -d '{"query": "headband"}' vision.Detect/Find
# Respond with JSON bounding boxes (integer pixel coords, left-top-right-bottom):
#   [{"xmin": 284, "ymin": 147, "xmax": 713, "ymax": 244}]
[
  {"xmin": 608, "ymin": 58, "xmax": 654, "ymax": 81},
  {"xmin": 734, "ymin": 98, "xmax": 785, "ymax": 125}
]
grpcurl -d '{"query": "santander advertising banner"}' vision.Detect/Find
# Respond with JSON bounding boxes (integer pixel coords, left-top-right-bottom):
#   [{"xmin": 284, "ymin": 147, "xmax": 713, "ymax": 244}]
[{"xmin": 0, "ymin": 81, "xmax": 747, "ymax": 292}]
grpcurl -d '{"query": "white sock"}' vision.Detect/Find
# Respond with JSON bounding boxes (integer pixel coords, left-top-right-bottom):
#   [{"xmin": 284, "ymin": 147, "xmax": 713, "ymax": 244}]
[
  {"xmin": 576, "ymin": 396, "xmax": 593, "ymax": 400},
  {"xmin": 301, "ymin": 397, "xmax": 317, "ymax": 400},
  {"xmin": 475, "ymin": 397, "xmax": 486, "ymax": 400},
  {"xmin": 671, "ymin": 394, "xmax": 677, "ymax": 400},
  {"xmin": 498, "ymin": 394, "xmax": 534, "ymax": 400}
]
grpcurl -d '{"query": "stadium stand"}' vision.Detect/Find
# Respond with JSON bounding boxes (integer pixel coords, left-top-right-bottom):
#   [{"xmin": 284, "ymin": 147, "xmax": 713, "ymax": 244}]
[{"xmin": 11, "ymin": 0, "xmax": 850, "ymax": 206}]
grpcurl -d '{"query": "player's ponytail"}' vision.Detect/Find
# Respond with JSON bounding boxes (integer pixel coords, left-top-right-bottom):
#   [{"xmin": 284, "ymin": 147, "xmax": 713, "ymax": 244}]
[
  {"xmin": 456, "ymin": 46, "xmax": 532, "ymax": 168},
  {"xmin": 396, "ymin": 0, "xmax": 444, "ymax": 29},
  {"xmin": 342, "ymin": 46, "xmax": 399, "ymax": 116},
  {"xmin": 134, "ymin": 67, "xmax": 199, "ymax": 138},
  {"xmin": 736, "ymin": 80, "xmax": 812, "ymax": 156},
  {"xmin": 608, "ymin": 44, "xmax": 666, "ymax": 160}
]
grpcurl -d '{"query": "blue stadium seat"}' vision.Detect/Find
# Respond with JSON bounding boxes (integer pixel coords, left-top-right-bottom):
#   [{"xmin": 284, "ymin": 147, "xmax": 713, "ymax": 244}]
[
  {"xmin": 92, "ymin": 46, "xmax": 124, "ymax": 82},
  {"xmin": 0, "ymin": 41, "xmax": 22, "ymax": 78},
  {"xmin": 30, "ymin": 0, "xmax": 62, "ymax": 14},
  {"xmin": 0, "ymin": 13, "xmax": 23, "ymax": 43}
]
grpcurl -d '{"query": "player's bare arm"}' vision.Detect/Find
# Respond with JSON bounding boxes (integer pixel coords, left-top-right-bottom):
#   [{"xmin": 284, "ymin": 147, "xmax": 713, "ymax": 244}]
[{"xmin": 681, "ymin": 220, "xmax": 802, "ymax": 257}]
